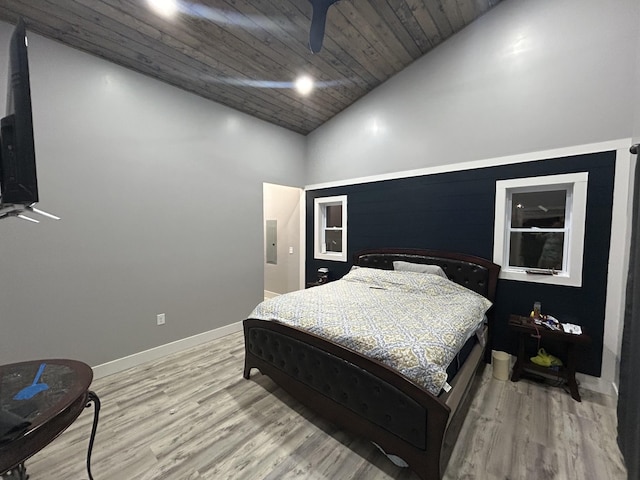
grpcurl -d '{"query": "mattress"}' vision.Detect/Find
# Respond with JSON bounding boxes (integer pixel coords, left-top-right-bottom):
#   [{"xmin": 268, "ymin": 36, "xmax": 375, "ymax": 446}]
[
  {"xmin": 249, "ymin": 267, "xmax": 492, "ymax": 396},
  {"xmin": 443, "ymin": 323, "xmax": 486, "ymax": 391}
]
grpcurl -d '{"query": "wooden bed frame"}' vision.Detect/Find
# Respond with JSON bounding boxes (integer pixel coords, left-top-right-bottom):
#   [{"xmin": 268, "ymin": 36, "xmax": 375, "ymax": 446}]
[{"xmin": 243, "ymin": 249, "xmax": 500, "ymax": 480}]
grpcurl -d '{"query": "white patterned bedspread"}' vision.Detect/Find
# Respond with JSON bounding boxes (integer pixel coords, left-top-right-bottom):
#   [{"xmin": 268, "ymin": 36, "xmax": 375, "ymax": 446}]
[{"xmin": 249, "ymin": 267, "xmax": 492, "ymax": 395}]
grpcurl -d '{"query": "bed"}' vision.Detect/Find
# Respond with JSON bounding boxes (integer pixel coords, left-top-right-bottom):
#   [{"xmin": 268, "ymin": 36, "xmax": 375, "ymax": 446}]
[{"xmin": 243, "ymin": 249, "xmax": 499, "ymax": 480}]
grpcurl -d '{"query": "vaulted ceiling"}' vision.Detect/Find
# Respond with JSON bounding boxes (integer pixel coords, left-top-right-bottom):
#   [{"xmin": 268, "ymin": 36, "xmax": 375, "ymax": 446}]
[{"xmin": 0, "ymin": 0, "xmax": 501, "ymax": 135}]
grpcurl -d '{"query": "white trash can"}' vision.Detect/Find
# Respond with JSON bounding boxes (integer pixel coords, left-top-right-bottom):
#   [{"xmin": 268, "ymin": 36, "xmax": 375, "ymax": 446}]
[{"xmin": 492, "ymin": 350, "xmax": 510, "ymax": 381}]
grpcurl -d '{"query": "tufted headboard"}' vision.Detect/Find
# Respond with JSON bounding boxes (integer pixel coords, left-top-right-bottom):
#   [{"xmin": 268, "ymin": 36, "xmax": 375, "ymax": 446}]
[{"xmin": 353, "ymin": 248, "xmax": 500, "ymax": 302}]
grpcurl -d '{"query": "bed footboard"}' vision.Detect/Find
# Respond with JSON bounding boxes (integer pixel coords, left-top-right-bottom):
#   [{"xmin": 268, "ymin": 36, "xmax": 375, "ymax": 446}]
[{"xmin": 243, "ymin": 319, "xmax": 451, "ymax": 480}]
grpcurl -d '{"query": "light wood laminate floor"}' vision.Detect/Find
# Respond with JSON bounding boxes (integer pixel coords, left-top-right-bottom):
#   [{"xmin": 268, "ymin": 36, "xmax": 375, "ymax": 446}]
[{"xmin": 17, "ymin": 331, "xmax": 626, "ymax": 480}]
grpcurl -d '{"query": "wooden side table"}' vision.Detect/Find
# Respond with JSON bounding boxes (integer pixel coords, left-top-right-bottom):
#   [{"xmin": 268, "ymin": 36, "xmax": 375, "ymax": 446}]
[{"xmin": 508, "ymin": 314, "xmax": 591, "ymax": 402}]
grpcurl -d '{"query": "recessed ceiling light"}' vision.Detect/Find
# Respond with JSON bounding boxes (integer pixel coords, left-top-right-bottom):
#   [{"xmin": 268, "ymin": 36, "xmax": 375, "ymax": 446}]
[
  {"xmin": 295, "ymin": 75, "xmax": 314, "ymax": 96},
  {"xmin": 148, "ymin": 0, "xmax": 179, "ymax": 18}
]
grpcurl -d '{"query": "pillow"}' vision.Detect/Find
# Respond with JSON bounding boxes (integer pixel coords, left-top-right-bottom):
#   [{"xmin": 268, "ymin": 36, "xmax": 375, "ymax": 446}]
[{"xmin": 393, "ymin": 261, "xmax": 448, "ymax": 278}]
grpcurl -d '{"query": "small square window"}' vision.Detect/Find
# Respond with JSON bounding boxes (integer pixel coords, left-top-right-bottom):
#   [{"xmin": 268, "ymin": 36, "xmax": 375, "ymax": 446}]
[{"xmin": 314, "ymin": 195, "xmax": 347, "ymax": 262}]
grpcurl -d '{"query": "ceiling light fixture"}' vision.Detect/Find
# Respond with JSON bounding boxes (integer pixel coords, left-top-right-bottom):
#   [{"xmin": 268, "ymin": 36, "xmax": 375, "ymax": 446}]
[
  {"xmin": 295, "ymin": 75, "xmax": 314, "ymax": 96},
  {"xmin": 148, "ymin": 0, "xmax": 179, "ymax": 18}
]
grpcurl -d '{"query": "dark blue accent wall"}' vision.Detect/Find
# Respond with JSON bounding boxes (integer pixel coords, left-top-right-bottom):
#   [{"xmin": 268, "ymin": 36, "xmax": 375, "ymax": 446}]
[{"xmin": 306, "ymin": 151, "xmax": 616, "ymax": 376}]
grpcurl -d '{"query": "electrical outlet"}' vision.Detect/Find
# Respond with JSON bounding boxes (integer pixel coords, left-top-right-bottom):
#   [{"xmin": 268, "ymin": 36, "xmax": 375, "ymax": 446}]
[{"xmin": 157, "ymin": 313, "xmax": 166, "ymax": 326}]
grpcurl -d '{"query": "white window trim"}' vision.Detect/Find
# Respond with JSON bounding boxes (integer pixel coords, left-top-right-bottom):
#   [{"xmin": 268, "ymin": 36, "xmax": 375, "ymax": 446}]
[
  {"xmin": 314, "ymin": 195, "xmax": 348, "ymax": 262},
  {"xmin": 493, "ymin": 172, "xmax": 588, "ymax": 287}
]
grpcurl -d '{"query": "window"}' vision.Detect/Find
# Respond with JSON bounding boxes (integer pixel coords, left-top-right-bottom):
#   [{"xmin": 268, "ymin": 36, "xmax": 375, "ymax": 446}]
[
  {"xmin": 493, "ymin": 173, "xmax": 588, "ymax": 287},
  {"xmin": 508, "ymin": 190, "xmax": 567, "ymax": 271},
  {"xmin": 314, "ymin": 195, "xmax": 347, "ymax": 262}
]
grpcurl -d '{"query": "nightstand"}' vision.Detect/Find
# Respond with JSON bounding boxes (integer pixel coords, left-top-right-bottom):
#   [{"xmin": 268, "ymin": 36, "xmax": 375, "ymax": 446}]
[{"xmin": 508, "ymin": 314, "xmax": 591, "ymax": 402}]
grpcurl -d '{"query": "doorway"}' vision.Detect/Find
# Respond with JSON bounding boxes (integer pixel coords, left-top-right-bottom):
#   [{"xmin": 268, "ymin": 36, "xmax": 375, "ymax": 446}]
[{"xmin": 263, "ymin": 183, "xmax": 304, "ymax": 298}]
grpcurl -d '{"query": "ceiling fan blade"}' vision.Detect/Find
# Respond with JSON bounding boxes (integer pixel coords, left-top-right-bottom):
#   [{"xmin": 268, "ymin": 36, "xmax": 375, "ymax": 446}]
[{"xmin": 308, "ymin": 0, "xmax": 339, "ymax": 53}]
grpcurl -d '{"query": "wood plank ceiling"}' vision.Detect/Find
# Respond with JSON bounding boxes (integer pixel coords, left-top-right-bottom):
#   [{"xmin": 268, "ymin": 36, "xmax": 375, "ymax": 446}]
[{"xmin": 0, "ymin": 0, "xmax": 501, "ymax": 135}]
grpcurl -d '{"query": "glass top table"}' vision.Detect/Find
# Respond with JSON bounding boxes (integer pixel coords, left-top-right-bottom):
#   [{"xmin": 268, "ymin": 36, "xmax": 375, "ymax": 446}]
[{"xmin": 0, "ymin": 359, "xmax": 100, "ymax": 479}]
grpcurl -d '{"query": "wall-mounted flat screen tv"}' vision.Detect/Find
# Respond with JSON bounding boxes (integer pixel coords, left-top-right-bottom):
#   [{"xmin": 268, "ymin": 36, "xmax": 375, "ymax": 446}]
[{"xmin": 0, "ymin": 18, "xmax": 39, "ymax": 215}]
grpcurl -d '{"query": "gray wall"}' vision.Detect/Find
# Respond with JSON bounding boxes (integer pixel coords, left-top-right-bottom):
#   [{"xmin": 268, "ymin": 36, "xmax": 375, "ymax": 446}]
[
  {"xmin": 306, "ymin": 0, "xmax": 639, "ymax": 184},
  {"xmin": 0, "ymin": 21, "xmax": 305, "ymax": 366}
]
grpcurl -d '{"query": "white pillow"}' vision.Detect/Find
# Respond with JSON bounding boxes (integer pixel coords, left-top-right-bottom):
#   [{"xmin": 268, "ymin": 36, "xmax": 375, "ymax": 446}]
[{"xmin": 393, "ymin": 261, "xmax": 448, "ymax": 278}]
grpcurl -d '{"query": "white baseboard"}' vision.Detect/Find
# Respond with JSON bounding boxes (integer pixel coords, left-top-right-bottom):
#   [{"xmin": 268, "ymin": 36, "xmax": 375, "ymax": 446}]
[
  {"xmin": 264, "ymin": 290, "xmax": 280, "ymax": 299},
  {"xmin": 91, "ymin": 320, "xmax": 620, "ymax": 401},
  {"xmin": 576, "ymin": 372, "xmax": 618, "ymax": 399},
  {"xmin": 92, "ymin": 321, "xmax": 243, "ymax": 380}
]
